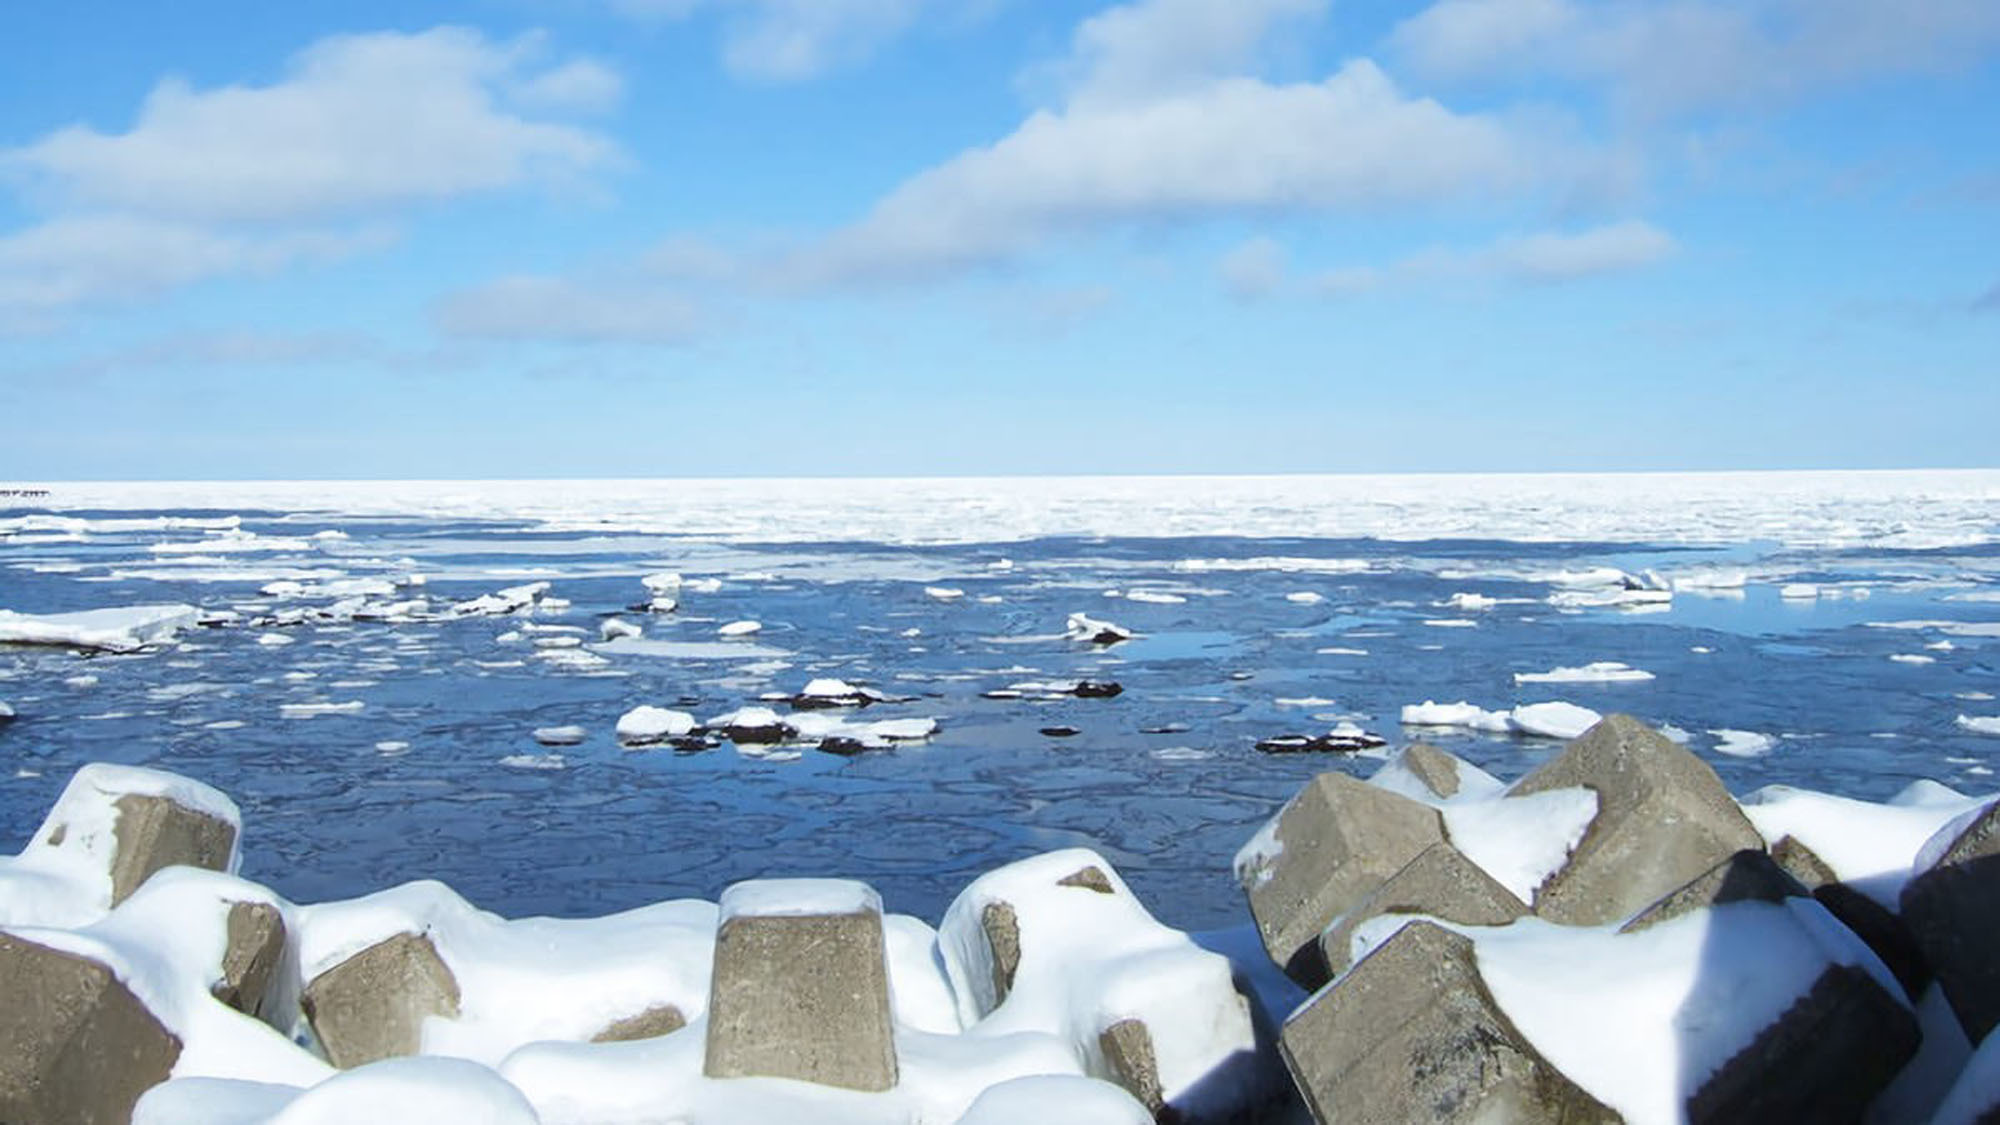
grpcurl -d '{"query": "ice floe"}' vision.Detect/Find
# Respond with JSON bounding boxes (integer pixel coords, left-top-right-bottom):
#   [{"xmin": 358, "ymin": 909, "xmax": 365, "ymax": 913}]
[
  {"xmin": 1709, "ymin": 729, "xmax": 1777, "ymax": 758},
  {"xmin": 0, "ymin": 604, "xmax": 200, "ymax": 652},
  {"xmin": 1514, "ymin": 662, "xmax": 1655, "ymax": 685}
]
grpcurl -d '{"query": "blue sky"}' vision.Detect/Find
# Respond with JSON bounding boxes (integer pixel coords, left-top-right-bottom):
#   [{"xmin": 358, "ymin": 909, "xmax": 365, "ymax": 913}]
[{"xmin": 1, "ymin": 0, "xmax": 1995, "ymax": 479}]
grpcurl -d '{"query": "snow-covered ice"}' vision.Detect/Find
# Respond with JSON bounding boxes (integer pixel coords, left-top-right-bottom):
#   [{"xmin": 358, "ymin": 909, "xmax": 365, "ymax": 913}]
[{"xmin": 0, "ymin": 604, "xmax": 200, "ymax": 652}]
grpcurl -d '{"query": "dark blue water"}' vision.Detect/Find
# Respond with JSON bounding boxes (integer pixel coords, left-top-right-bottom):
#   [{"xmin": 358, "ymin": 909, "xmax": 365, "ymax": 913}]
[{"xmin": 2, "ymin": 512, "xmax": 1997, "ymax": 929}]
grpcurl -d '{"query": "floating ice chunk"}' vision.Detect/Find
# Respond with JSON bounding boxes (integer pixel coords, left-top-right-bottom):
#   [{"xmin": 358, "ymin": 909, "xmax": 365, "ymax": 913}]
[
  {"xmin": 1514, "ymin": 662, "xmax": 1655, "ymax": 685},
  {"xmin": 1422, "ymin": 618, "xmax": 1477, "ymax": 628},
  {"xmin": 1507, "ymin": 702, "xmax": 1602, "ymax": 740},
  {"xmin": 1672, "ymin": 568, "xmax": 1748, "ymax": 591},
  {"xmin": 801, "ymin": 677, "xmax": 861, "ymax": 698},
  {"xmin": 533, "ymin": 726, "xmax": 586, "ymax": 746},
  {"xmin": 600, "ymin": 618, "xmax": 641, "ymax": 641},
  {"xmin": 279, "ymin": 701, "xmax": 365, "ymax": 719},
  {"xmin": 641, "ymin": 572, "xmax": 683, "ymax": 594},
  {"xmin": 375, "ymin": 741, "xmax": 409, "ymax": 754},
  {"xmin": 684, "ymin": 577, "xmax": 722, "ymax": 594},
  {"xmin": 1780, "ymin": 583, "xmax": 1820, "ymax": 600},
  {"xmin": 616, "ymin": 706, "xmax": 696, "ymax": 744},
  {"xmin": 1284, "ymin": 592, "xmax": 1324, "ymax": 605},
  {"xmin": 0, "ymin": 604, "xmax": 199, "ymax": 652},
  {"xmin": 1445, "ymin": 592, "xmax": 1497, "ymax": 610},
  {"xmin": 1399, "ymin": 700, "xmax": 1515, "ymax": 732},
  {"xmin": 0, "ymin": 699, "xmax": 12, "ymax": 720},
  {"xmin": 499, "ymin": 753, "xmax": 565, "ymax": 770},
  {"xmin": 1708, "ymin": 730, "xmax": 1775, "ymax": 758},
  {"xmin": 1956, "ymin": 715, "xmax": 2000, "ymax": 736},
  {"xmin": 450, "ymin": 582, "xmax": 550, "ymax": 618},
  {"xmin": 1065, "ymin": 613, "xmax": 1132, "ymax": 644},
  {"xmin": 1547, "ymin": 587, "xmax": 1673, "ymax": 610},
  {"xmin": 718, "ymin": 620, "xmax": 762, "ymax": 638},
  {"xmin": 151, "ymin": 529, "xmax": 314, "ymax": 554},
  {"xmin": 1316, "ymin": 646, "xmax": 1368, "ymax": 656},
  {"xmin": 255, "ymin": 633, "xmax": 294, "ymax": 647},
  {"xmin": 925, "ymin": 586, "xmax": 965, "ymax": 601},
  {"xmin": 1124, "ymin": 591, "xmax": 1186, "ymax": 604}
]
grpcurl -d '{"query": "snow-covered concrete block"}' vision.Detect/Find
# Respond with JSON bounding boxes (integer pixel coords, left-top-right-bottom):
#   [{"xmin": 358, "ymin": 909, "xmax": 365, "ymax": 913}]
[
  {"xmin": 1901, "ymin": 799, "xmax": 2000, "ymax": 1041},
  {"xmin": 211, "ymin": 900, "xmax": 288, "ymax": 1027},
  {"xmin": 297, "ymin": 881, "xmax": 716, "ymax": 1068},
  {"xmin": 1, "ymin": 764, "xmax": 242, "ymax": 928},
  {"xmin": 939, "ymin": 849, "xmax": 1262, "ymax": 1121},
  {"xmin": 1380, "ymin": 741, "xmax": 1486, "ymax": 801},
  {"xmin": 1281, "ymin": 920, "xmax": 1617, "ymax": 1124},
  {"xmin": 302, "ymin": 932, "xmax": 462, "ymax": 1068},
  {"xmin": 1318, "ymin": 841, "xmax": 1527, "ymax": 977},
  {"xmin": 1234, "ymin": 773, "xmax": 1444, "ymax": 986},
  {"xmin": 1510, "ymin": 714, "xmax": 1765, "ymax": 926},
  {"xmin": 703, "ymin": 878, "xmax": 897, "ymax": 1091},
  {"xmin": 1684, "ymin": 963, "xmax": 1918, "ymax": 1122},
  {"xmin": 0, "ymin": 932, "xmax": 184, "ymax": 1125},
  {"xmin": 1770, "ymin": 834, "xmax": 1930, "ymax": 999},
  {"xmin": 1619, "ymin": 849, "xmax": 1807, "ymax": 934}
]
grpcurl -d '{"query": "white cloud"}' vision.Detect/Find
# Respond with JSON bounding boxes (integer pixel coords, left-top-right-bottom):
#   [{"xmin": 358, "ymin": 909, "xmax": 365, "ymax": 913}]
[
  {"xmin": 432, "ymin": 276, "xmax": 705, "ymax": 344},
  {"xmin": 3, "ymin": 28, "xmax": 619, "ymax": 224},
  {"xmin": 607, "ymin": 0, "xmax": 933, "ymax": 81},
  {"xmin": 509, "ymin": 57, "xmax": 627, "ymax": 113},
  {"xmin": 1485, "ymin": 221, "xmax": 1675, "ymax": 281},
  {"xmin": 1393, "ymin": 0, "xmax": 2000, "ymax": 116},
  {"xmin": 0, "ymin": 27, "xmax": 619, "ymax": 323},
  {"xmin": 0, "ymin": 215, "xmax": 389, "ymax": 312},
  {"xmin": 794, "ymin": 61, "xmax": 1568, "ymax": 285},
  {"xmin": 1219, "ymin": 235, "xmax": 1287, "ymax": 299},
  {"xmin": 1307, "ymin": 220, "xmax": 1675, "ymax": 295},
  {"xmin": 1049, "ymin": 0, "xmax": 1328, "ymax": 106}
]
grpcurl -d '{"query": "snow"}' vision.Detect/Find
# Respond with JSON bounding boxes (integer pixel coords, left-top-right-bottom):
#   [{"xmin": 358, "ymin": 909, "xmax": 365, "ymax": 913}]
[
  {"xmin": 615, "ymin": 706, "xmax": 696, "ymax": 743},
  {"xmin": 1453, "ymin": 898, "xmax": 1900, "ymax": 1124},
  {"xmin": 802, "ymin": 677, "xmax": 862, "ymax": 698},
  {"xmin": 1933, "ymin": 1023, "xmax": 2000, "ymax": 1125},
  {"xmin": 719, "ymin": 878, "xmax": 880, "ymax": 920},
  {"xmin": 717, "ymin": 620, "xmax": 762, "ymax": 637},
  {"xmin": 1514, "ymin": 661, "xmax": 1655, "ymax": 684},
  {"xmin": 1400, "ymin": 700, "xmax": 1514, "ymax": 733},
  {"xmin": 936, "ymin": 849, "xmax": 1256, "ymax": 1110},
  {"xmin": 955, "ymin": 1075, "xmax": 1151, "ymax": 1124},
  {"xmin": 1441, "ymin": 787, "xmax": 1598, "ymax": 902},
  {"xmin": 0, "ymin": 603, "xmax": 200, "ymax": 652},
  {"xmin": 137, "ymin": 1057, "xmax": 540, "ymax": 1125},
  {"xmin": 1368, "ymin": 747, "xmax": 1504, "ymax": 806},
  {"xmin": 1231, "ymin": 816, "xmax": 1284, "ymax": 888},
  {"xmin": 1740, "ymin": 783, "xmax": 1990, "ymax": 907},
  {"xmin": 1709, "ymin": 729, "xmax": 1776, "ymax": 758},
  {"xmin": 1957, "ymin": 715, "xmax": 2000, "ymax": 736}
]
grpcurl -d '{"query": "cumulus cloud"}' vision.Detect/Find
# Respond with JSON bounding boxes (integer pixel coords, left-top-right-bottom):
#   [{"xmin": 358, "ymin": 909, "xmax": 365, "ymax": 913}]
[
  {"xmin": 432, "ymin": 276, "xmax": 705, "ymax": 344},
  {"xmin": 0, "ymin": 27, "xmax": 619, "ymax": 324},
  {"xmin": 1047, "ymin": 0, "xmax": 1328, "ymax": 106},
  {"xmin": 606, "ymin": 0, "xmax": 934, "ymax": 81},
  {"xmin": 792, "ymin": 60, "xmax": 1572, "ymax": 285},
  {"xmin": 1392, "ymin": 0, "xmax": 2000, "ymax": 116},
  {"xmin": 3, "ymin": 28, "xmax": 619, "ymax": 224}
]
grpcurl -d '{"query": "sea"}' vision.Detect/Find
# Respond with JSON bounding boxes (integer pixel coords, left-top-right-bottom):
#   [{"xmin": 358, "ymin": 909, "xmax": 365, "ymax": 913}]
[{"xmin": 2, "ymin": 471, "xmax": 1997, "ymax": 930}]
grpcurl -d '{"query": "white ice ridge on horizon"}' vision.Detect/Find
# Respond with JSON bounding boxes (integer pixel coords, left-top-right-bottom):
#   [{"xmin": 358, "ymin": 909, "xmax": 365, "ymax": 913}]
[{"xmin": 9, "ymin": 468, "xmax": 2000, "ymax": 549}]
